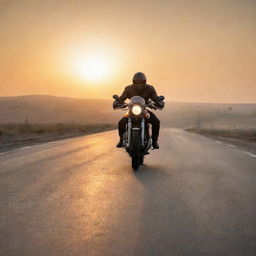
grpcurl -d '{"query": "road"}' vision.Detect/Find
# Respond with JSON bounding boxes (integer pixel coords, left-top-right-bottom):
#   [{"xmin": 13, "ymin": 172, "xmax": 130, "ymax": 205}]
[{"xmin": 0, "ymin": 128, "xmax": 255, "ymax": 256}]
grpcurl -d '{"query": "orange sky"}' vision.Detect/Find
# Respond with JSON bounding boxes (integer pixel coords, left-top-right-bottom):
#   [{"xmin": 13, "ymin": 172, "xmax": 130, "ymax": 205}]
[{"xmin": 0, "ymin": 0, "xmax": 255, "ymax": 103}]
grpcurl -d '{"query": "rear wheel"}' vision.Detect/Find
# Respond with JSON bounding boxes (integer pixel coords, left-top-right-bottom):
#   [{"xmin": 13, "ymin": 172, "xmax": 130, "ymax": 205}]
[{"xmin": 130, "ymin": 130, "xmax": 140, "ymax": 170}]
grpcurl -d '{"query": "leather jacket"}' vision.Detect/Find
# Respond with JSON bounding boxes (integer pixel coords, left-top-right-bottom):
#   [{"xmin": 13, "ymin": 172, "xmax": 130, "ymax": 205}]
[{"xmin": 118, "ymin": 84, "xmax": 159, "ymax": 104}]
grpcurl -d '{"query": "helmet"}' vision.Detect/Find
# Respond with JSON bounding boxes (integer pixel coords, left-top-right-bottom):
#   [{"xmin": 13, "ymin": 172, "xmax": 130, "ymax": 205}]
[{"xmin": 132, "ymin": 72, "xmax": 147, "ymax": 90}]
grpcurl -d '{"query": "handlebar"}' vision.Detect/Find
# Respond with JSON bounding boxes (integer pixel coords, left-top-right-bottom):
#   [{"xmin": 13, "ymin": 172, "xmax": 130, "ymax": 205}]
[
  {"xmin": 145, "ymin": 103, "xmax": 163, "ymax": 110},
  {"xmin": 114, "ymin": 103, "xmax": 128, "ymax": 110},
  {"xmin": 114, "ymin": 102, "xmax": 162, "ymax": 110}
]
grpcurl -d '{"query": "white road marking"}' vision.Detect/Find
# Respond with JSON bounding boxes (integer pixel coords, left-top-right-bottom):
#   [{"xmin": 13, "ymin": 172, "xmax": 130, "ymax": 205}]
[
  {"xmin": 242, "ymin": 151, "xmax": 256, "ymax": 159},
  {"xmin": 0, "ymin": 143, "xmax": 47, "ymax": 155},
  {"xmin": 248, "ymin": 153, "xmax": 256, "ymax": 158},
  {"xmin": 45, "ymin": 141, "xmax": 57, "ymax": 145},
  {"xmin": 17, "ymin": 146, "xmax": 33, "ymax": 151},
  {"xmin": 0, "ymin": 149, "xmax": 19, "ymax": 155},
  {"xmin": 214, "ymin": 140, "xmax": 256, "ymax": 159}
]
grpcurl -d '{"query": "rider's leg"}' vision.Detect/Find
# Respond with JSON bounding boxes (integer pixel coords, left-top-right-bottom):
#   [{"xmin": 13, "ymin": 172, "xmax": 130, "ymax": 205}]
[
  {"xmin": 117, "ymin": 117, "xmax": 127, "ymax": 147},
  {"xmin": 148, "ymin": 111, "xmax": 160, "ymax": 149}
]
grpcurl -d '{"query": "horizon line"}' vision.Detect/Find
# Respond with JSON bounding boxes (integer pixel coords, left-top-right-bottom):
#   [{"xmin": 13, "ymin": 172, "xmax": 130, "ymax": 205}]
[{"xmin": 0, "ymin": 94, "xmax": 256, "ymax": 105}]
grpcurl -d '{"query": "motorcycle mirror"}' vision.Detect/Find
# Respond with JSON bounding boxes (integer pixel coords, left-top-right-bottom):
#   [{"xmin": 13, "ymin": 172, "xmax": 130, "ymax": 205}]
[
  {"xmin": 158, "ymin": 95, "xmax": 165, "ymax": 101},
  {"xmin": 113, "ymin": 95, "xmax": 119, "ymax": 100}
]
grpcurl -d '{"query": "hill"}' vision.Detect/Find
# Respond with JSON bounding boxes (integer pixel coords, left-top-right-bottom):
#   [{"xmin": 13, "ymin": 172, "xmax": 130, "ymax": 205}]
[
  {"xmin": 0, "ymin": 95, "xmax": 256, "ymax": 129},
  {"xmin": 0, "ymin": 95, "xmax": 118, "ymax": 124}
]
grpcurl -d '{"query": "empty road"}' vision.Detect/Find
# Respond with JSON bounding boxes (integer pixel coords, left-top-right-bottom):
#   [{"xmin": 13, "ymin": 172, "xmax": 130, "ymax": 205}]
[{"xmin": 0, "ymin": 128, "xmax": 255, "ymax": 256}]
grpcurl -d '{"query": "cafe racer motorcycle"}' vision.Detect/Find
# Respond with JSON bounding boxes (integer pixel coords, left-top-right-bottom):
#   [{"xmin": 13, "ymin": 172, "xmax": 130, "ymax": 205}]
[{"xmin": 113, "ymin": 94, "xmax": 165, "ymax": 170}]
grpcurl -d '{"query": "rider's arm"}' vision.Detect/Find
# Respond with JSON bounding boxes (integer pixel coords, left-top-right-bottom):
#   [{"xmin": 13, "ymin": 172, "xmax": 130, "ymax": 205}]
[
  {"xmin": 149, "ymin": 86, "xmax": 159, "ymax": 103},
  {"xmin": 150, "ymin": 86, "xmax": 165, "ymax": 108},
  {"xmin": 118, "ymin": 86, "xmax": 129, "ymax": 102}
]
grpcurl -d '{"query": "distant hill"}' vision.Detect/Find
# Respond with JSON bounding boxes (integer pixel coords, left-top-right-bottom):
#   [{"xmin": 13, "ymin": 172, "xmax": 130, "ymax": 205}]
[
  {"xmin": 0, "ymin": 95, "xmax": 256, "ymax": 128},
  {"xmin": 0, "ymin": 95, "xmax": 118, "ymax": 124}
]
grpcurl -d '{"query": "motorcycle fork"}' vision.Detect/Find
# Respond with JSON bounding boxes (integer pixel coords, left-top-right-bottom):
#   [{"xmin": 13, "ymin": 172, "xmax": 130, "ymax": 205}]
[
  {"xmin": 127, "ymin": 117, "xmax": 132, "ymax": 148},
  {"xmin": 141, "ymin": 118, "xmax": 145, "ymax": 146},
  {"xmin": 127, "ymin": 118, "xmax": 145, "ymax": 149}
]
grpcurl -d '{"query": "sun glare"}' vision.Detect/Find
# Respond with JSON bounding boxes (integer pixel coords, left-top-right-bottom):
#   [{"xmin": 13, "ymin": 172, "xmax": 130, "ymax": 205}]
[{"xmin": 73, "ymin": 54, "xmax": 111, "ymax": 82}]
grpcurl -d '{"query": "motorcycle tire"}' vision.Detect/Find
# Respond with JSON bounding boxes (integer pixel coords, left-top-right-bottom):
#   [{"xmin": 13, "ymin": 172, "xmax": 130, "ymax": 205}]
[
  {"xmin": 131, "ymin": 130, "xmax": 140, "ymax": 170},
  {"xmin": 139, "ymin": 156, "xmax": 144, "ymax": 165}
]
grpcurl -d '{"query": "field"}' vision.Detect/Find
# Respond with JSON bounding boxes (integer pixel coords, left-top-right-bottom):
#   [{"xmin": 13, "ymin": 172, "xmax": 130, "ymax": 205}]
[
  {"xmin": 183, "ymin": 110, "xmax": 256, "ymax": 142},
  {"xmin": 0, "ymin": 95, "xmax": 255, "ymax": 151},
  {"xmin": 0, "ymin": 123, "xmax": 116, "ymax": 152}
]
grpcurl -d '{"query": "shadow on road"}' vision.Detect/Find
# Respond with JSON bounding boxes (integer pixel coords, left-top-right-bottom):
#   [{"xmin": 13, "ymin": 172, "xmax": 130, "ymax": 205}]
[
  {"xmin": 133, "ymin": 164, "xmax": 170, "ymax": 183},
  {"xmin": 130, "ymin": 164, "xmax": 255, "ymax": 256},
  {"xmin": 130, "ymin": 164, "xmax": 206, "ymax": 256}
]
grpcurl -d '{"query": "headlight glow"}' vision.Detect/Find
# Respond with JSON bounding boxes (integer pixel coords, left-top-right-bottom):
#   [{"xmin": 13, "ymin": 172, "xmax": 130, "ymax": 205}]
[{"xmin": 131, "ymin": 105, "xmax": 142, "ymax": 115}]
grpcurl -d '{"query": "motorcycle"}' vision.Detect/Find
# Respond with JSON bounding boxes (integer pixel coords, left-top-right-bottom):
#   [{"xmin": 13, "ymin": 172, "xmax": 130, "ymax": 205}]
[{"xmin": 113, "ymin": 94, "xmax": 165, "ymax": 170}]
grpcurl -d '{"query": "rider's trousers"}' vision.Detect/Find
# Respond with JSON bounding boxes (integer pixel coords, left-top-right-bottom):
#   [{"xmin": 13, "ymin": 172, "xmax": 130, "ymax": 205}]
[{"xmin": 118, "ymin": 110, "xmax": 160, "ymax": 141}]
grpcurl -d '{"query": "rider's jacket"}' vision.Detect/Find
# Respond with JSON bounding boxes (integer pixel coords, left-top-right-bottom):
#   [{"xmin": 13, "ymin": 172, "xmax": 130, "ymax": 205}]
[{"xmin": 118, "ymin": 84, "xmax": 159, "ymax": 103}]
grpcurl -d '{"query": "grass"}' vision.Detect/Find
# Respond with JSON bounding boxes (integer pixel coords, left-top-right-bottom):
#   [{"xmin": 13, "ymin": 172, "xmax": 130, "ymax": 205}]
[
  {"xmin": 0, "ymin": 123, "xmax": 115, "ymax": 135},
  {"xmin": 0, "ymin": 123, "xmax": 116, "ymax": 149}
]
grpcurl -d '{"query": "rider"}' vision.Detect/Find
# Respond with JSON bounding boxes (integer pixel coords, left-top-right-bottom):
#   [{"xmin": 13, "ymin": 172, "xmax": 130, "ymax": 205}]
[{"xmin": 113, "ymin": 72, "xmax": 164, "ymax": 149}]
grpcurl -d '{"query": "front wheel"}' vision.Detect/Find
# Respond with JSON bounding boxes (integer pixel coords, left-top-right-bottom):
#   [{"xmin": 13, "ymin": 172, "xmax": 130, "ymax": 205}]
[
  {"xmin": 139, "ymin": 156, "xmax": 144, "ymax": 165},
  {"xmin": 131, "ymin": 130, "xmax": 140, "ymax": 170},
  {"xmin": 132, "ymin": 155, "xmax": 139, "ymax": 170}
]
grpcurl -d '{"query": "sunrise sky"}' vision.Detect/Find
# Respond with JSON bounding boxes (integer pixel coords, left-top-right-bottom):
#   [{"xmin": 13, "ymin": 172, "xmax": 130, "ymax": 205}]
[{"xmin": 0, "ymin": 0, "xmax": 255, "ymax": 103}]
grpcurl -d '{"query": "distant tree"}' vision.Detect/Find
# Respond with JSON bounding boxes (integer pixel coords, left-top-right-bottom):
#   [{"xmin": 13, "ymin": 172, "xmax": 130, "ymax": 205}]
[{"xmin": 228, "ymin": 107, "xmax": 233, "ymax": 112}]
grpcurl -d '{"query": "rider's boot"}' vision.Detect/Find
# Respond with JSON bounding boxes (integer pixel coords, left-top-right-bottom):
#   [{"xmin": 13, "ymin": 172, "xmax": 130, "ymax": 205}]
[
  {"xmin": 116, "ymin": 138, "xmax": 123, "ymax": 148},
  {"xmin": 152, "ymin": 139, "xmax": 159, "ymax": 149}
]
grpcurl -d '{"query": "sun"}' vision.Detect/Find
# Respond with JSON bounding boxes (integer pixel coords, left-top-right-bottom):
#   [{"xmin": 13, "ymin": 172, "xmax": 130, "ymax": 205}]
[{"xmin": 73, "ymin": 54, "xmax": 111, "ymax": 82}]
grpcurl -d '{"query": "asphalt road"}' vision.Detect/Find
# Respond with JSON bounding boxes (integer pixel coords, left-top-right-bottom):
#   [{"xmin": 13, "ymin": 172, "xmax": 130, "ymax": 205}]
[{"xmin": 0, "ymin": 128, "xmax": 256, "ymax": 256}]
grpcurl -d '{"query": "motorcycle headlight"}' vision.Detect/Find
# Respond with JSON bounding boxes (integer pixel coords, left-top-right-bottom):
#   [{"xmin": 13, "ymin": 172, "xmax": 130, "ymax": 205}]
[{"xmin": 131, "ymin": 105, "xmax": 142, "ymax": 115}]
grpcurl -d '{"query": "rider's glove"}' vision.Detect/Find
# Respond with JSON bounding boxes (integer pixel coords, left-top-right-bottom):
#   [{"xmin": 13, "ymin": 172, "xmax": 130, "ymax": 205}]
[
  {"xmin": 113, "ymin": 100, "xmax": 121, "ymax": 109},
  {"xmin": 155, "ymin": 101, "xmax": 165, "ymax": 108}
]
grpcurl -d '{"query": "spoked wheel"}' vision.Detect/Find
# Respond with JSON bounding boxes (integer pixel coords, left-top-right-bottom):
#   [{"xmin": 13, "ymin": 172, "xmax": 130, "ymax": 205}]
[{"xmin": 130, "ymin": 130, "xmax": 140, "ymax": 170}]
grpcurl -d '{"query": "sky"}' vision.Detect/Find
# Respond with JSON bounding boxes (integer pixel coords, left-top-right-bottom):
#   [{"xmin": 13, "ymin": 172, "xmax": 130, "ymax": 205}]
[{"xmin": 0, "ymin": 0, "xmax": 255, "ymax": 103}]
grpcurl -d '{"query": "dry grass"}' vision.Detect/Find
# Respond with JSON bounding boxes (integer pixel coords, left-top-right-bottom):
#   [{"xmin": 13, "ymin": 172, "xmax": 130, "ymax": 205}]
[
  {"xmin": 0, "ymin": 123, "xmax": 115, "ymax": 135},
  {"xmin": 0, "ymin": 123, "xmax": 116, "ymax": 148}
]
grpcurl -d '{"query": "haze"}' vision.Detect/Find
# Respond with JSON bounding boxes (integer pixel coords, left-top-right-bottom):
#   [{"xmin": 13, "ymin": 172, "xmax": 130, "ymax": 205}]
[{"xmin": 0, "ymin": 0, "xmax": 255, "ymax": 103}]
